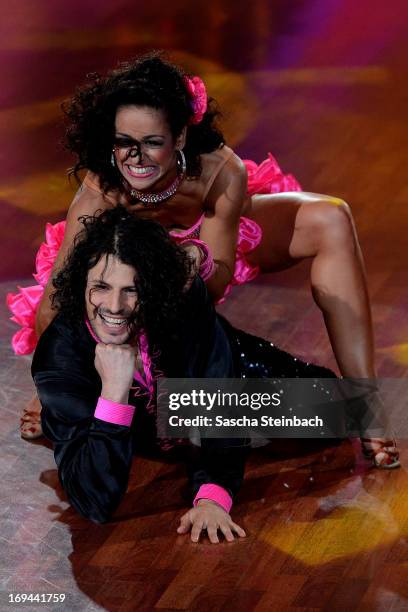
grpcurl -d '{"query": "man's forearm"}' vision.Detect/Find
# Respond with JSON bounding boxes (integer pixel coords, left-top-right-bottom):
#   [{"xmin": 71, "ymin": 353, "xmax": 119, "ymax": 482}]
[
  {"xmin": 38, "ymin": 383, "xmax": 135, "ymax": 523},
  {"xmin": 187, "ymin": 440, "xmax": 249, "ymax": 511}
]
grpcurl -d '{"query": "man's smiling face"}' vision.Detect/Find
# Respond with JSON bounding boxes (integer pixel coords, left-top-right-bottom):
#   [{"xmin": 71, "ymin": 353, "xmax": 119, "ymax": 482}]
[{"xmin": 85, "ymin": 255, "xmax": 138, "ymax": 345}]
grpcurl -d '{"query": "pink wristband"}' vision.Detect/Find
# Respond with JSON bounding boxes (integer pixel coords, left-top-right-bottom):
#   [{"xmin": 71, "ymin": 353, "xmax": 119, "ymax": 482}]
[
  {"xmin": 193, "ymin": 483, "xmax": 233, "ymax": 514},
  {"xmin": 180, "ymin": 238, "xmax": 215, "ymax": 281},
  {"xmin": 94, "ymin": 397, "xmax": 135, "ymax": 427}
]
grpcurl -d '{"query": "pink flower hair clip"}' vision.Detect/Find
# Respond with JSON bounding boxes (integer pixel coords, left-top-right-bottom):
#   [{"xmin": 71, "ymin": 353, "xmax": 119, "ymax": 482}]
[{"xmin": 185, "ymin": 75, "xmax": 208, "ymax": 125}]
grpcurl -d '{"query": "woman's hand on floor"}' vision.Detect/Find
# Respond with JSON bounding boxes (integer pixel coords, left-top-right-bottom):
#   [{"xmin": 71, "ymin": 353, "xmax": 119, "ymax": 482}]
[{"xmin": 177, "ymin": 499, "xmax": 246, "ymax": 543}]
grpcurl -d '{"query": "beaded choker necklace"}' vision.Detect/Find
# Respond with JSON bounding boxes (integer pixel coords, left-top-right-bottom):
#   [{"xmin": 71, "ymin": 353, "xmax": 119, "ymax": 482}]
[{"xmin": 129, "ymin": 172, "xmax": 184, "ymax": 207}]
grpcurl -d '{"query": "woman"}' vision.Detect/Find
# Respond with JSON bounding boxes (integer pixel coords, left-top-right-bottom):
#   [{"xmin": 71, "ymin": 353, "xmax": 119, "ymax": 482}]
[{"xmin": 9, "ymin": 52, "xmax": 398, "ymax": 467}]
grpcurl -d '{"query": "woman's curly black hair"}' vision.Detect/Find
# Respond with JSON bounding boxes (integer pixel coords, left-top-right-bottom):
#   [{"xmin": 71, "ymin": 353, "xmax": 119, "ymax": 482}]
[
  {"xmin": 63, "ymin": 51, "xmax": 225, "ymax": 192},
  {"xmin": 51, "ymin": 205, "xmax": 192, "ymax": 355}
]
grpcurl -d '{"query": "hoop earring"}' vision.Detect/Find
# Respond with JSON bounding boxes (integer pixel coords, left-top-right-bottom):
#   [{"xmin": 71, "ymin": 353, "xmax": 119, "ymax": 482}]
[
  {"xmin": 111, "ymin": 150, "xmax": 116, "ymax": 167},
  {"xmin": 176, "ymin": 149, "xmax": 187, "ymax": 175}
]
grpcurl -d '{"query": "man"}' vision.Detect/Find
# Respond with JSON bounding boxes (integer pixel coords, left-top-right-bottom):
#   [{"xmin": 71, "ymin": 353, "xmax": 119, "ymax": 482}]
[{"xmin": 32, "ymin": 206, "xmax": 247, "ymax": 543}]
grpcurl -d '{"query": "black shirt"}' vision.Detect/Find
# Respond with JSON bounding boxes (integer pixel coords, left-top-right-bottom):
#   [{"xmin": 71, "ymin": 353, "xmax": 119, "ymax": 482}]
[{"xmin": 32, "ymin": 278, "xmax": 248, "ymax": 523}]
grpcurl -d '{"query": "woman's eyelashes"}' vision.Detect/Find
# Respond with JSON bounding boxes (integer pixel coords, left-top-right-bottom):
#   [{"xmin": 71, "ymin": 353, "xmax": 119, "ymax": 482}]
[
  {"xmin": 145, "ymin": 139, "xmax": 164, "ymax": 147},
  {"xmin": 114, "ymin": 136, "xmax": 164, "ymax": 148}
]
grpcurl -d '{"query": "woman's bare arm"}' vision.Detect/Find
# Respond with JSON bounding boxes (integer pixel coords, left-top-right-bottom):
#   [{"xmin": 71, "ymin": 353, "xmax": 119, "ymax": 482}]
[
  {"xmin": 198, "ymin": 155, "xmax": 247, "ymax": 301},
  {"xmin": 35, "ymin": 185, "xmax": 113, "ymax": 337}
]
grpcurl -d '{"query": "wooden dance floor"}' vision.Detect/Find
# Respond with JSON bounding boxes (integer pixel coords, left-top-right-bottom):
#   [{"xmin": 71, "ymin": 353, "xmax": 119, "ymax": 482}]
[{"xmin": 1, "ymin": 1, "xmax": 408, "ymax": 610}]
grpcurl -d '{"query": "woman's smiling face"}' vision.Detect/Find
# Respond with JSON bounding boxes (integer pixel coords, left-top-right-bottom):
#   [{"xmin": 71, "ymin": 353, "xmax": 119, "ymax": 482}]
[{"xmin": 113, "ymin": 105, "xmax": 185, "ymax": 191}]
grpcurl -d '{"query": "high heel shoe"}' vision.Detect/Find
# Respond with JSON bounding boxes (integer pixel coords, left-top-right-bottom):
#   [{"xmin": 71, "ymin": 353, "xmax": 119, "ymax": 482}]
[{"xmin": 361, "ymin": 437, "xmax": 400, "ymax": 469}]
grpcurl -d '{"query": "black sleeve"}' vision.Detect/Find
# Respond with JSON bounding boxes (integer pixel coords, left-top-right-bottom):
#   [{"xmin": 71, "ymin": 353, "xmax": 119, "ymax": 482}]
[
  {"xmin": 186, "ymin": 439, "xmax": 249, "ymax": 500},
  {"xmin": 165, "ymin": 278, "xmax": 249, "ymax": 504},
  {"xmin": 32, "ymin": 319, "xmax": 134, "ymax": 524}
]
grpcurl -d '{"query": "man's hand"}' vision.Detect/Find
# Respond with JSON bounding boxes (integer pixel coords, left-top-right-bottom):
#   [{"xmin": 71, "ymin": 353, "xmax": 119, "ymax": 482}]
[
  {"xmin": 177, "ymin": 499, "xmax": 246, "ymax": 544},
  {"xmin": 95, "ymin": 343, "xmax": 136, "ymax": 404}
]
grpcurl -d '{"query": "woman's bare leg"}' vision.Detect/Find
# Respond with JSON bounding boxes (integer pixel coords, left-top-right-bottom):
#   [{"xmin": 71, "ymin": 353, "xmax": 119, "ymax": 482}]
[
  {"xmin": 247, "ymin": 192, "xmax": 374, "ymax": 377},
  {"xmin": 246, "ymin": 192, "xmax": 398, "ymax": 466},
  {"xmin": 20, "ymin": 395, "xmax": 42, "ymax": 439}
]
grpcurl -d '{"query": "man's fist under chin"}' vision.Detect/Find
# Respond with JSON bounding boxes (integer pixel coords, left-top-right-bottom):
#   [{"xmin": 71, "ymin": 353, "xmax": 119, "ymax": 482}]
[{"xmin": 95, "ymin": 343, "xmax": 136, "ymax": 404}]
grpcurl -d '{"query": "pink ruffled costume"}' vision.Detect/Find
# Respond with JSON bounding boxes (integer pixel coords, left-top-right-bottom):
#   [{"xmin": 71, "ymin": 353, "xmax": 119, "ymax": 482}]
[{"xmin": 7, "ymin": 153, "xmax": 301, "ymax": 355}]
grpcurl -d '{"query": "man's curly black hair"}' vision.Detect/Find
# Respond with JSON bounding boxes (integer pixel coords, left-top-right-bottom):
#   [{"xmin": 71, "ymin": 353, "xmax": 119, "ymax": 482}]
[
  {"xmin": 63, "ymin": 51, "xmax": 225, "ymax": 192},
  {"xmin": 51, "ymin": 205, "xmax": 192, "ymax": 355}
]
